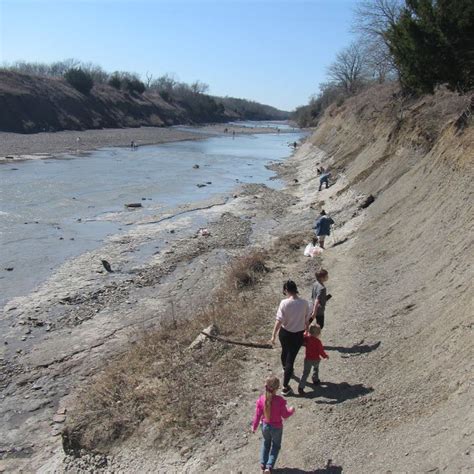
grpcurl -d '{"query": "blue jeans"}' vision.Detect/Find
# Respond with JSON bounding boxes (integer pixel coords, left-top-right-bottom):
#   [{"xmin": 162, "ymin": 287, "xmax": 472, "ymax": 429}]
[{"xmin": 260, "ymin": 423, "xmax": 283, "ymax": 469}]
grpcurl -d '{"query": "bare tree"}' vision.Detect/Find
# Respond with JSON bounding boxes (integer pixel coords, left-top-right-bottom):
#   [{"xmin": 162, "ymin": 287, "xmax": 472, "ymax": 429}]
[
  {"xmin": 144, "ymin": 71, "xmax": 154, "ymax": 88},
  {"xmin": 353, "ymin": 0, "xmax": 403, "ymax": 82},
  {"xmin": 353, "ymin": 0, "xmax": 402, "ymax": 42},
  {"xmin": 327, "ymin": 42, "xmax": 366, "ymax": 94},
  {"xmin": 190, "ymin": 80, "xmax": 209, "ymax": 94}
]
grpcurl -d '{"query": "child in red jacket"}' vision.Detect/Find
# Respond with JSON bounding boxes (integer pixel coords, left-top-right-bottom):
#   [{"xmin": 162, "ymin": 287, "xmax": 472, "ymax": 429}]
[{"xmin": 298, "ymin": 325, "xmax": 328, "ymax": 396}]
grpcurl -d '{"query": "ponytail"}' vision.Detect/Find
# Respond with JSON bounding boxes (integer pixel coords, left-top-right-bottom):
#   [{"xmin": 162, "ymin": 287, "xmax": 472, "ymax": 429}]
[{"xmin": 263, "ymin": 375, "xmax": 280, "ymax": 421}]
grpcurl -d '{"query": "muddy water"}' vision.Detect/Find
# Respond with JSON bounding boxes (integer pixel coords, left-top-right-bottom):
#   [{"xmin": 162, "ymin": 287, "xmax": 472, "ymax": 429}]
[{"xmin": 0, "ymin": 129, "xmax": 305, "ymax": 307}]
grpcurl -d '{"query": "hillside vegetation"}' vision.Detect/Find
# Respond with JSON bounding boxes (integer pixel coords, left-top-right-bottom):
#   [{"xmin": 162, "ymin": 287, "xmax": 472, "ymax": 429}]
[{"xmin": 0, "ymin": 69, "xmax": 288, "ymax": 133}]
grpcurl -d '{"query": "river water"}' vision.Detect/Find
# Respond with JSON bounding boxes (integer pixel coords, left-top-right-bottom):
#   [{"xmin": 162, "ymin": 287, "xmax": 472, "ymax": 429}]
[{"xmin": 0, "ymin": 127, "xmax": 305, "ymax": 308}]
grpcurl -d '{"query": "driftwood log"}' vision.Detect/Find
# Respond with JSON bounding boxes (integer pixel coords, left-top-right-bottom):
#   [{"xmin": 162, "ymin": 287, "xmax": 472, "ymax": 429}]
[{"xmin": 200, "ymin": 331, "xmax": 272, "ymax": 349}]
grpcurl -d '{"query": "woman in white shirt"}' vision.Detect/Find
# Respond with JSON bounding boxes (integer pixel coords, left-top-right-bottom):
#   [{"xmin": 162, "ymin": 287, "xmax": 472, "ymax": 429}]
[{"xmin": 270, "ymin": 280, "xmax": 311, "ymax": 396}]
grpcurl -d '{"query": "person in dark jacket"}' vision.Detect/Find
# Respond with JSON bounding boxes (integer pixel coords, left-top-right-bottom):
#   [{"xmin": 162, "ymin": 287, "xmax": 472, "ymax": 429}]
[{"xmin": 312, "ymin": 210, "xmax": 334, "ymax": 249}]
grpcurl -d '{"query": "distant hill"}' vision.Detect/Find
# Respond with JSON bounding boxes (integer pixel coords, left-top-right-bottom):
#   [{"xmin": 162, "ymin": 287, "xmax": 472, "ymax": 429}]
[{"xmin": 0, "ymin": 71, "xmax": 289, "ymax": 133}]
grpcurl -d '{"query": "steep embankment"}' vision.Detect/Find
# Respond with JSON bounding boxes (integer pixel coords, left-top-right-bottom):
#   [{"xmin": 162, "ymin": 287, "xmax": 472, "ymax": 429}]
[{"xmin": 0, "ymin": 71, "xmax": 288, "ymax": 133}]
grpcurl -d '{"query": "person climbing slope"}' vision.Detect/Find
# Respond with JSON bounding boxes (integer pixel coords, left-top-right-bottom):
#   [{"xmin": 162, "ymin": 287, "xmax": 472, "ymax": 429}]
[
  {"xmin": 252, "ymin": 375, "xmax": 295, "ymax": 473},
  {"xmin": 312, "ymin": 210, "xmax": 334, "ymax": 249}
]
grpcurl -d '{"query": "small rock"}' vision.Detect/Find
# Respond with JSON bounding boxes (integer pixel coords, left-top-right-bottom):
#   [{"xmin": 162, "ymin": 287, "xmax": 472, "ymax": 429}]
[
  {"xmin": 53, "ymin": 414, "xmax": 66, "ymax": 423},
  {"xmin": 192, "ymin": 164, "xmax": 200, "ymax": 169},
  {"xmin": 4, "ymin": 267, "xmax": 14, "ymax": 271}
]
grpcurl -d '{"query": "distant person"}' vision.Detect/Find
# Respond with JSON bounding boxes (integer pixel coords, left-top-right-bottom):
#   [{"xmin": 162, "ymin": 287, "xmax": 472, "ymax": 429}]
[
  {"xmin": 298, "ymin": 324, "xmax": 328, "ymax": 395},
  {"xmin": 232, "ymin": 130, "xmax": 236, "ymax": 139},
  {"xmin": 293, "ymin": 141, "xmax": 297, "ymax": 149},
  {"xmin": 130, "ymin": 140, "xmax": 135, "ymax": 149},
  {"xmin": 313, "ymin": 210, "xmax": 334, "ymax": 249},
  {"xmin": 310, "ymin": 269, "xmax": 330, "ymax": 329},
  {"xmin": 270, "ymin": 280, "xmax": 311, "ymax": 396},
  {"xmin": 252, "ymin": 375, "xmax": 295, "ymax": 473},
  {"xmin": 319, "ymin": 171, "xmax": 330, "ymax": 191},
  {"xmin": 224, "ymin": 127, "xmax": 228, "ymax": 133}
]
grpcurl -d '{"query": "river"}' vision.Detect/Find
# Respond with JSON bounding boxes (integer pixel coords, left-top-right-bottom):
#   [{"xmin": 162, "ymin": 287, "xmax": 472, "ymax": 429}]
[{"xmin": 0, "ymin": 126, "xmax": 305, "ymax": 308}]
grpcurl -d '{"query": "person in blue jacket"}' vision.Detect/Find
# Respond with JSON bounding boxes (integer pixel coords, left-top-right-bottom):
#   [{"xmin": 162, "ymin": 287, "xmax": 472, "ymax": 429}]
[
  {"xmin": 318, "ymin": 172, "xmax": 331, "ymax": 191},
  {"xmin": 313, "ymin": 210, "xmax": 335, "ymax": 249}
]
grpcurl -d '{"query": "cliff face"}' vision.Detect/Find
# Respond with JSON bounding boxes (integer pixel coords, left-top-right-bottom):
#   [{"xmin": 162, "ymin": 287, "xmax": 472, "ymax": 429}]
[
  {"xmin": 0, "ymin": 71, "xmax": 288, "ymax": 133},
  {"xmin": 304, "ymin": 84, "xmax": 474, "ymax": 471}
]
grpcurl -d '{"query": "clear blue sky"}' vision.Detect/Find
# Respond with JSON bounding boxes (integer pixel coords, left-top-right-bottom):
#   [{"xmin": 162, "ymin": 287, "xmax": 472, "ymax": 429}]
[{"xmin": 0, "ymin": 0, "xmax": 357, "ymax": 111}]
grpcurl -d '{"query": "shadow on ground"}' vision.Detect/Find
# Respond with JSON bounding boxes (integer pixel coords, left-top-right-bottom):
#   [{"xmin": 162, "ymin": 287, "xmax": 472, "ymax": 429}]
[
  {"xmin": 275, "ymin": 459, "xmax": 343, "ymax": 473},
  {"xmin": 325, "ymin": 340, "xmax": 381, "ymax": 357},
  {"xmin": 291, "ymin": 378, "xmax": 374, "ymax": 403}
]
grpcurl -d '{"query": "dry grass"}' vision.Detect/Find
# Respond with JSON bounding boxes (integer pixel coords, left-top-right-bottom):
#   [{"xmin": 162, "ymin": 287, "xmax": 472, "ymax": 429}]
[
  {"xmin": 226, "ymin": 251, "xmax": 268, "ymax": 289},
  {"xmin": 63, "ymin": 249, "xmax": 275, "ymax": 455}
]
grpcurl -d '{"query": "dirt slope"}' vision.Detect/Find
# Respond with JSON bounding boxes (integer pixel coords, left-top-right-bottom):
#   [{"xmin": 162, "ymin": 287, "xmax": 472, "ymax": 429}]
[
  {"xmin": 182, "ymin": 86, "xmax": 472, "ymax": 473},
  {"xmin": 0, "ymin": 71, "xmax": 288, "ymax": 133}
]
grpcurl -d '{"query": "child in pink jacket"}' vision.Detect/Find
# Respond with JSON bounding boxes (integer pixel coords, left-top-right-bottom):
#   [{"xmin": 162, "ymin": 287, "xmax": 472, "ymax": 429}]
[{"xmin": 252, "ymin": 375, "xmax": 295, "ymax": 472}]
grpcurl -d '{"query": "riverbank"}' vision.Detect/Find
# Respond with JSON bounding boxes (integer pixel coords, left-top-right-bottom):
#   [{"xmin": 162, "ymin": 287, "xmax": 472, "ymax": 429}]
[
  {"xmin": 0, "ymin": 123, "xmax": 284, "ymax": 162},
  {"xmin": 1, "ymin": 85, "xmax": 472, "ymax": 473}
]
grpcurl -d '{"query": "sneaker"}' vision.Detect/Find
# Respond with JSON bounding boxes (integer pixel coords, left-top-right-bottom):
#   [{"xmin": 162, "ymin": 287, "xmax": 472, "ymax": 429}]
[
  {"xmin": 264, "ymin": 468, "xmax": 272, "ymax": 474},
  {"xmin": 298, "ymin": 387, "xmax": 306, "ymax": 397},
  {"xmin": 260, "ymin": 464, "xmax": 265, "ymax": 471},
  {"xmin": 281, "ymin": 386, "xmax": 293, "ymax": 397},
  {"xmin": 312, "ymin": 378, "xmax": 321, "ymax": 385}
]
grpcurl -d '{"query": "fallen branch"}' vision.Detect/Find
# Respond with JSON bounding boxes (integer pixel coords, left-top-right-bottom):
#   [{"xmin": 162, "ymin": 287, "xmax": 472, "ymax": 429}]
[{"xmin": 200, "ymin": 331, "xmax": 273, "ymax": 349}]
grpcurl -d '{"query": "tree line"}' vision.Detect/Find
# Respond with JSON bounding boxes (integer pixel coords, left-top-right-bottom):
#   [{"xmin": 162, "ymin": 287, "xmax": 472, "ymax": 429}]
[
  {"xmin": 0, "ymin": 59, "xmax": 288, "ymax": 121},
  {"xmin": 294, "ymin": 0, "xmax": 474, "ymax": 127}
]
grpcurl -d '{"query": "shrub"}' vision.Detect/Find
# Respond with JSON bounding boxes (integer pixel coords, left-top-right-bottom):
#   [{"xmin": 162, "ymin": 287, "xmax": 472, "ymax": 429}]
[
  {"xmin": 108, "ymin": 74, "xmax": 121, "ymax": 90},
  {"xmin": 226, "ymin": 252, "xmax": 268, "ymax": 289},
  {"xmin": 123, "ymin": 78, "xmax": 146, "ymax": 95},
  {"xmin": 64, "ymin": 68, "xmax": 94, "ymax": 94}
]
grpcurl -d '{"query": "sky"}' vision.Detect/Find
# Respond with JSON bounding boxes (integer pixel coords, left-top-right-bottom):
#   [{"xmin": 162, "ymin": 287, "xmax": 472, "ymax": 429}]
[{"xmin": 0, "ymin": 0, "xmax": 358, "ymax": 111}]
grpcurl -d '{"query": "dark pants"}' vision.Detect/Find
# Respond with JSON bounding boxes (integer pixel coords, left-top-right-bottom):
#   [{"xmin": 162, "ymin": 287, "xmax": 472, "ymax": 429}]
[
  {"xmin": 309, "ymin": 313, "xmax": 325, "ymax": 329},
  {"xmin": 316, "ymin": 313, "xmax": 325, "ymax": 329},
  {"xmin": 318, "ymin": 176, "xmax": 329, "ymax": 191},
  {"xmin": 279, "ymin": 327, "xmax": 304, "ymax": 387}
]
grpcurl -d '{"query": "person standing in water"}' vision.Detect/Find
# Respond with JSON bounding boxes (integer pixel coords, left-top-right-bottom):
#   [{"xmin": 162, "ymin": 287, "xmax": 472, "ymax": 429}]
[
  {"xmin": 270, "ymin": 280, "xmax": 311, "ymax": 396},
  {"xmin": 313, "ymin": 210, "xmax": 334, "ymax": 249}
]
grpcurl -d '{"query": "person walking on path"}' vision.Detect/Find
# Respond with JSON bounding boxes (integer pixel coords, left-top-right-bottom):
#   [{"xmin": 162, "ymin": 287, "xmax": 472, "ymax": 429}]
[
  {"xmin": 313, "ymin": 210, "xmax": 334, "ymax": 249},
  {"xmin": 319, "ymin": 171, "xmax": 331, "ymax": 191},
  {"xmin": 298, "ymin": 325, "xmax": 329, "ymax": 396},
  {"xmin": 310, "ymin": 269, "xmax": 330, "ymax": 329},
  {"xmin": 270, "ymin": 280, "xmax": 311, "ymax": 396},
  {"xmin": 252, "ymin": 375, "xmax": 295, "ymax": 473}
]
